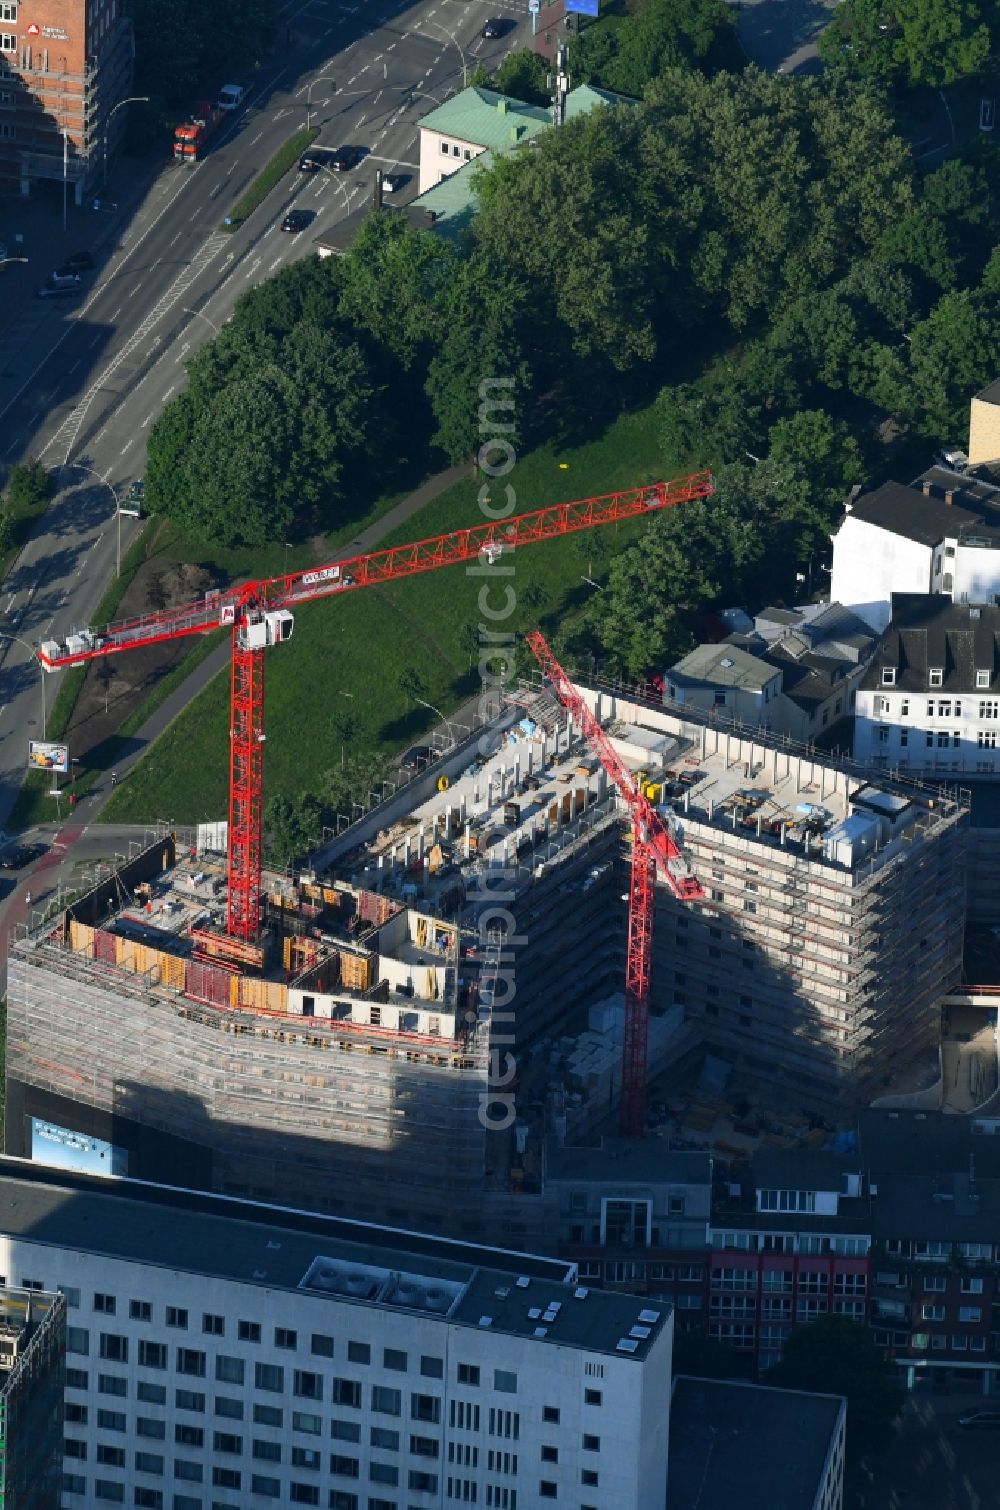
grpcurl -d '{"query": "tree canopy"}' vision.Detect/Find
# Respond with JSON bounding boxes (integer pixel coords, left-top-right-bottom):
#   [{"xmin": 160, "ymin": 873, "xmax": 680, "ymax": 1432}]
[{"xmin": 764, "ymin": 1315, "xmax": 904, "ymax": 1458}]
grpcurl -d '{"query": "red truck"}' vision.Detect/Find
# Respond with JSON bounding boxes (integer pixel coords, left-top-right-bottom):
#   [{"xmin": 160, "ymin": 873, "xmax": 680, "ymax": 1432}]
[{"xmin": 173, "ymin": 102, "xmax": 224, "ymax": 162}]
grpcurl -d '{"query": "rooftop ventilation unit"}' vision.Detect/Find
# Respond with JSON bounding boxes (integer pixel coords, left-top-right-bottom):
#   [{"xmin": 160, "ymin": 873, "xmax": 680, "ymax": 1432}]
[
  {"xmin": 616, "ymin": 1338, "xmax": 639, "ymax": 1353},
  {"xmin": 479, "ymin": 1316, "xmax": 493, "ymax": 1328},
  {"xmin": 638, "ymin": 1309, "xmax": 661, "ymax": 1325},
  {"xmin": 516, "ymin": 1276, "xmax": 531, "ymax": 1288},
  {"xmin": 629, "ymin": 1326, "xmax": 651, "ymax": 1340},
  {"xmin": 528, "ymin": 1308, "xmax": 542, "ymax": 1320},
  {"xmin": 542, "ymin": 1310, "xmax": 558, "ymax": 1323},
  {"xmin": 494, "ymin": 1287, "xmax": 511, "ymax": 1301},
  {"xmin": 574, "ymin": 1288, "xmax": 590, "ymax": 1300},
  {"xmin": 533, "ymin": 1327, "xmax": 548, "ymax": 1339}
]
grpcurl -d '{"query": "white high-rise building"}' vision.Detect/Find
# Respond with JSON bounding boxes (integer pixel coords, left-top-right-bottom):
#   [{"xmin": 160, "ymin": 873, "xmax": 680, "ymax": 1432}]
[{"xmin": 0, "ymin": 1159, "xmax": 672, "ymax": 1510}]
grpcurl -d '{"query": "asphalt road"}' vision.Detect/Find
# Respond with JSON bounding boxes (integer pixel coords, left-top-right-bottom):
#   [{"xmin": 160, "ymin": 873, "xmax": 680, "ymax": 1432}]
[{"xmin": 0, "ymin": 0, "xmax": 528, "ymax": 847}]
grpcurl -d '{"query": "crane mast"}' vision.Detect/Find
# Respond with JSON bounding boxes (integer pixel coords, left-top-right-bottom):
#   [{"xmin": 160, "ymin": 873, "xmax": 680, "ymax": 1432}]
[
  {"xmin": 525, "ymin": 629, "xmax": 704, "ymax": 1137},
  {"xmin": 37, "ymin": 472, "xmax": 713, "ymax": 946}
]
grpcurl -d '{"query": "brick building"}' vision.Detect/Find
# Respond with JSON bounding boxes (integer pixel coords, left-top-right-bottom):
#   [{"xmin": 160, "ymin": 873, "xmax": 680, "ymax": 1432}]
[{"xmin": 0, "ymin": 0, "xmax": 133, "ymax": 198}]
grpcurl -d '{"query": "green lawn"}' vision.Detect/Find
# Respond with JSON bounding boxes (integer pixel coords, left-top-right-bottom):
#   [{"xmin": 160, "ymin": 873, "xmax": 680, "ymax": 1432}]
[{"xmin": 100, "ymin": 400, "xmax": 675, "ymax": 824}]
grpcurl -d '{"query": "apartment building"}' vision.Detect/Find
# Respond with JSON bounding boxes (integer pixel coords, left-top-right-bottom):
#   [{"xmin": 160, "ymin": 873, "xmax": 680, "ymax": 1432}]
[
  {"xmin": 0, "ymin": 1158, "xmax": 672, "ymax": 1510},
  {"xmin": 854, "ymin": 594, "xmax": 1000, "ymax": 775},
  {"xmin": 0, "ymin": 0, "xmax": 133, "ymax": 197}
]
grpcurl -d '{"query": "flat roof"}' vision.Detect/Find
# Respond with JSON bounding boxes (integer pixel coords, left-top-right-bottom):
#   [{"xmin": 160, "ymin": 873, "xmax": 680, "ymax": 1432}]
[
  {"xmin": 0, "ymin": 1160, "xmax": 663, "ymax": 1358},
  {"xmin": 668, "ymin": 1377, "xmax": 844, "ymax": 1510},
  {"xmin": 545, "ymin": 1141, "xmax": 712, "ymax": 1186},
  {"xmin": 670, "ymin": 643, "xmax": 775, "ymax": 691}
]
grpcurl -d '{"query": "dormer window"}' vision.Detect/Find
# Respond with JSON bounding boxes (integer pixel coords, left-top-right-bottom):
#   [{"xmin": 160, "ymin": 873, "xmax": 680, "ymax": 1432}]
[
  {"xmin": 977, "ymin": 670, "xmax": 991, "ymax": 689},
  {"xmin": 880, "ymin": 667, "xmax": 896, "ymax": 686},
  {"xmin": 929, "ymin": 668, "xmax": 943, "ymax": 688}
]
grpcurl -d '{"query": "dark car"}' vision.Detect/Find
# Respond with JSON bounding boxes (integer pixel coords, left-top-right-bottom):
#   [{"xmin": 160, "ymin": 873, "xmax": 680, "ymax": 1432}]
[
  {"xmin": 957, "ymin": 1410, "xmax": 1000, "ymax": 1430},
  {"xmin": 280, "ymin": 209, "xmax": 312, "ymax": 233},
  {"xmin": 298, "ymin": 148, "xmax": 337, "ymax": 172},
  {"xmin": 56, "ymin": 250, "xmax": 95, "ymax": 275},
  {"xmin": 327, "ymin": 145, "xmax": 363, "ymax": 171},
  {"xmin": 35, "ymin": 281, "xmax": 81, "ymax": 300},
  {"xmin": 0, "ymin": 843, "xmax": 45, "ymax": 870},
  {"xmin": 482, "ymin": 17, "xmax": 504, "ymax": 37},
  {"xmin": 400, "ymin": 744, "xmax": 433, "ymax": 771}
]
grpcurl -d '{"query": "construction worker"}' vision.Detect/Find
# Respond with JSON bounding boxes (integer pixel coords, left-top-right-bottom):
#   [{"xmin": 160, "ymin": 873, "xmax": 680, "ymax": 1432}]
[{"xmin": 110, "ymin": 771, "xmax": 118, "ymax": 788}]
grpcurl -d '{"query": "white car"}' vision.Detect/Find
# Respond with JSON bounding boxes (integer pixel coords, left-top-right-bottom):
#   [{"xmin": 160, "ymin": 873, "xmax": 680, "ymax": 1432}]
[{"xmin": 217, "ymin": 84, "xmax": 245, "ymax": 111}]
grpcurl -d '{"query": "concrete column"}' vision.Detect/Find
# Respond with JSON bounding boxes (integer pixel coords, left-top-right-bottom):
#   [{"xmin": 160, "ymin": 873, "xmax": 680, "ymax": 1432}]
[
  {"xmin": 418, "ymin": 826, "xmax": 425, "ymax": 859},
  {"xmin": 464, "ymin": 823, "xmax": 472, "ymax": 859},
  {"xmin": 403, "ymin": 839, "xmax": 411, "ymax": 867}
]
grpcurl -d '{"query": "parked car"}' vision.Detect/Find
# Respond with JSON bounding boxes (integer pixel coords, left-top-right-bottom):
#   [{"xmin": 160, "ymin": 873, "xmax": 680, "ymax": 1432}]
[
  {"xmin": 56, "ymin": 251, "xmax": 95, "ymax": 275},
  {"xmin": 381, "ymin": 172, "xmax": 406, "ymax": 194},
  {"xmin": 0, "ymin": 843, "xmax": 45, "ymax": 871},
  {"xmin": 217, "ymin": 83, "xmax": 245, "ymax": 111},
  {"xmin": 35, "ymin": 282, "xmax": 81, "ymax": 300},
  {"xmin": 280, "ymin": 209, "xmax": 312, "ymax": 233},
  {"xmin": 327, "ymin": 145, "xmax": 363, "ymax": 171},
  {"xmin": 48, "ymin": 269, "xmax": 82, "ymax": 289},
  {"xmin": 482, "ymin": 17, "xmax": 504, "ymax": 37},
  {"xmin": 958, "ymin": 1410, "xmax": 1000, "ymax": 1430},
  {"xmin": 400, "ymin": 745, "xmax": 433, "ymax": 771}
]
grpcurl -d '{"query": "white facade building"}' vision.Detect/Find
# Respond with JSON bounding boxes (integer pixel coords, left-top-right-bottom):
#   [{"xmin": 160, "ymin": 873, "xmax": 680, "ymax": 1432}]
[
  {"xmin": 0, "ymin": 1160, "xmax": 672, "ymax": 1510},
  {"xmin": 830, "ymin": 474, "xmax": 1000, "ymax": 632},
  {"xmin": 854, "ymin": 595, "xmax": 1000, "ymax": 775}
]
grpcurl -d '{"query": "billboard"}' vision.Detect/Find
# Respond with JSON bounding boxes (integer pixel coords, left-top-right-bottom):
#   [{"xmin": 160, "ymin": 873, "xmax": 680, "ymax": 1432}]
[
  {"xmin": 566, "ymin": 0, "xmax": 599, "ymax": 14},
  {"xmin": 30, "ymin": 1119, "xmax": 128, "ymax": 1177},
  {"xmin": 28, "ymin": 740, "xmax": 69, "ymax": 773}
]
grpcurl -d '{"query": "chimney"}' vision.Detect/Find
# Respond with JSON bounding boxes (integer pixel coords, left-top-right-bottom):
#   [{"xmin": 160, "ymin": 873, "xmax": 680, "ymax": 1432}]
[
  {"xmin": 497, "ymin": 98, "xmax": 508, "ymax": 115},
  {"xmin": 944, "ymin": 489, "xmax": 954, "ymax": 506},
  {"xmin": 922, "ymin": 481, "xmax": 932, "ymax": 497}
]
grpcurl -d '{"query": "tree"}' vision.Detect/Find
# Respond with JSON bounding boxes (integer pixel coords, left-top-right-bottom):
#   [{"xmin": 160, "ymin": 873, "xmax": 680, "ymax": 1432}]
[
  {"xmin": 572, "ymin": 0, "xmax": 735, "ymax": 96},
  {"xmin": 264, "ymin": 791, "xmax": 325, "ymax": 869},
  {"xmin": 491, "ymin": 49, "xmax": 550, "ymax": 107},
  {"xmin": 0, "ymin": 510, "xmax": 14, "ymax": 557},
  {"xmin": 671, "ymin": 1329, "xmax": 744, "ymax": 1380},
  {"xmin": 767, "ymin": 409, "xmax": 864, "ymax": 508},
  {"xmin": 904, "ymin": 288, "xmax": 1000, "ymax": 441},
  {"xmin": 398, "ymin": 666, "xmax": 426, "ymax": 706},
  {"xmin": 764, "ymin": 1315, "xmax": 903, "ymax": 1458},
  {"xmin": 819, "ymin": 0, "xmax": 990, "ymax": 86},
  {"xmin": 331, "ymin": 709, "xmax": 362, "ymax": 770},
  {"xmin": 3, "ymin": 458, "xmax": 53, "ymax": 511}
]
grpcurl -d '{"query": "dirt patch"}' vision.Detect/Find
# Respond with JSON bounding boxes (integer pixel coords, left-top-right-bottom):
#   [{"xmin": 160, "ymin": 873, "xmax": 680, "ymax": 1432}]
[{"xmin": 65, "ymin": 553, "xmax": 222, "ymax": 765}]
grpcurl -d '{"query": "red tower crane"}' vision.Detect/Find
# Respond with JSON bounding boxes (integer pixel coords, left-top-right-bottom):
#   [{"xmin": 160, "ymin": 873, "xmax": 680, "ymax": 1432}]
[
  {"xmin": 38, "ymin": 470, "xmax": 713, "ymax": 947},
  {"xmin": 525, "ymin": 630, "xmax": 704, "ymax": 1138}
]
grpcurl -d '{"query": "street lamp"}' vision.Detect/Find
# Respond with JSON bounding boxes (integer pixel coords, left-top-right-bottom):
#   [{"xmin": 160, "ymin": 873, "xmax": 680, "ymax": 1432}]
[
  {"xmin": 182, "ymin": 305, "xmax": 223, "ymax": 339},
  {"xmin": 413, "ymin": 694, "xmax": 459, "ymax": 750},
  {"xmin": 63, "ymin": 462, "xmax": 124, "ymax": 577},
  {"xmin": 103, "ymin": 96, "xmax": 150, "ymax": 189},
  {"xmin": 0, "ymin": 632, "xmax": 47, "ymax": 740},
  {"xmin": 306, "ymin": 75, "xmax": 337, "ymax": 132}
]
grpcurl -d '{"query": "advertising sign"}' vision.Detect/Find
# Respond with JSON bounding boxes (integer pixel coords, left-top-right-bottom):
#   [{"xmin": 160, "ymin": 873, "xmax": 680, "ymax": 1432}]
[
  {"xmin": 28, "ymin": 740, "xmax": 69, "ymax": 774},
  {"xmin": 30, "ymin": 1119, "xmax": 128, "ymax": 1178},
  {"xmin": 566, "ymin": 0, "xmax": 599, "ymax": 14}
]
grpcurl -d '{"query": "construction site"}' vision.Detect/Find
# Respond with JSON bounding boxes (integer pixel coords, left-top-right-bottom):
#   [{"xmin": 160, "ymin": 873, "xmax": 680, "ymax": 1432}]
[{"xmin": 5, "ymin": 663, "xmax": 970, "ymax": 1239}]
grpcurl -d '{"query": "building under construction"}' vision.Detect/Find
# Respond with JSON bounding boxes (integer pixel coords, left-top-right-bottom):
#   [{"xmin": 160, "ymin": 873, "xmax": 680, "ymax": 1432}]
[{"xmin": 6, "ymin": 683, "xmax": 968, "ymax": 1234}]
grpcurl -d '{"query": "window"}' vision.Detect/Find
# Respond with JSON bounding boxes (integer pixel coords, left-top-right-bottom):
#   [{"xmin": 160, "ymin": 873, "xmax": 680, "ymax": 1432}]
[
  {"xmin": 494, "ymin": 1370, "xmax": 517, "ymax": 1394},
  {"xmin": 97, "ymin": 1409, "xmax": 127, "ymax": 1431},
  {"xmin": 174, "ymin": 1496, "xmax": 201, "ymax": 1510},
  {"xmin": 410, "ymin": 1470, "xmax": 438, "ymax": 1493},
  {"xmin": 216, "ymin": 1355, "xmax": 244, "ymax": 1385},
  {"xmin": 255, "ymin": 1363, "xmax": 284, "ymax": 1393},
  {"xmin": 929, "ymin": 669, "xmax": 943, "ymax": 687},
  {"xmin": 457, "ymin": 1364, "xmax": 480, "ymax": 1386},
  {"xmin": 959, "ymin": 1306, "xmax": 982, "ymax": 1323},
  {"xmin": 137, "ymin": 1418, "xmax": 166, "ymax": 1440},
  {"xmin": 421, "ymin": 1355, "xmax": 444, "ymax": 1379},
  {"xmin": 175, "ymin": 1391, "xmax": 205, "ymax": 1413},
  {"xmin": 176, "ymin": 1348, "xmax": 206, "ymax": 1377},
  {"xmin": 254, "ymin": 1404, "xmax": 283, "ymax": 1427},
  {"xmin": 66, "ymin": 1401, "xmax": 88, "ymax": 1423},
  {"xmin": 347, "ymin": 1341, "xmax": 370, "ymax": 1365},
  {"xmin": 410, "ymin": 1434, "xmax": 438, "ymax": 1458},
  {"xmin": 290, "ymin": 1487, "xmax": 319, "ymax": 1505},
  {"xmin": 372, "ymin": 1386, "xmax": 401, "ymax": 1416},
  {"xmin": 332, "ymin": 1420, "xmax": 361, "ymax": 1442},
  {"xmin": 293, "ymin": 1369, "xmax": 323, "ymax": 1401},
  {"xmin": 330, "ymin": 1455, "xmax": 360, "ymax": 1478},
  {"xmin": 130, "ymin": 1300, "xmax": 152, "ymax": 1322},
  {"xmin": 137, "ymin": 1382, "xmax": 166, "ymax": 1405},
  {"xmin": 99, "ymin": 1373, "xmax": 128, "ymax": 1396},
  {"xmin": 211, "ymin": 1468, "xmax": 241, "ymax": 1489},
  {"xmin": 238, "ymin": 1320, "xmax": 261, "ymax": 1343},
  {"xmin": 213, "ymin": 1431, "xmax": 242, "ymax": 1455},
  {"xmin": 252, "ymin": 1476, "xmax": 281, "ymax": 1498},
  {"xmin": 253, "ymin": 1440, "xmax": 282, "ymax": 1462},
  {"xmin": 921, "ymin": 1304, "xmax": 945, "ymax": 1322},
  {"xmin": 542, "ymin": 1406, "xmax": 560, "ymax": 1424},
  {"xmin": 97, "ymin": 1444, "xmax": 126, "ymax": 1466},
  {"xmin": 582, "ymin": 1469, "xmax": 599, "ymax": 1487},
  {"xmin": 275, "ymin": 1327, "xmax": 298, "ymax": 1350},
  {"xmin": 440, "ymin": 140, "xmax": 450, "ymax": 154},
  {"xmin": 977, "ymin": 670, "xmax": 991, "ymax": 688},
  {"xmin": 540, "ymin": 1484, "xmax": 557, "ymax": 1500},
  {"xmin": 95, "ymin": 1483, "xmax": 124, "ymax": 1503},
  {"xmin": 67, "ymin": 1328, "xmax": 89, "ymax": 1365},
  {"xmin": 330, "ymin": 1495, "xmax": 359, "ymax": 1510},
  {"xmin": 216, "ymin": 1397, "xmax": 243, "ymax": 1420},
  {"xmin": 100, "ymin": 1333, "xmax": 128, "ymax": 1363},
  {"xmin": 332, "ymin": 1378, "xmax": 362, "ymax": 1410},
  {"xmin": 63, "ymin": 1475, "xmax": 86, "ymax": 1496},
  {"xmin": 411, "ymin": 1393, "xmax": 440, "ymax": 1424},
  {"xmin": 383, "ymin": 1348, "xmax": 407, "ymax": 1372},
  {"xmin": 94, "ymin": 1294, "xmax": 116, "ymax": 1315},
  {"xmin": 961, "ymin": 1277, "xmax": 984, "ymax": 1294},
  {"xmin": 135, "ymin": 1452, "xmax": 164, "ymax": 1475},
  {"xmin": 133, "ymin": 1491, "xmax": 162, "ymax": 1509},
  {"xmin": 369, "ymin": 1427, "xmax": 398, "ymax": 1451},
  {"xmin": 541, "ymin": 1445, "xmax": 558, "ymax": 1463},
  {"xmin": 67, "ymin": 1367, "xmax": 89, "ymax": 1390},
  {"xmin": 369, "ymin": 1463, "xmax": 398, "ymax": 1485},
  {"xmin": 881, "ymin": 667, "xmax": 896, "ymax": 686},
  {"xmin": 584, "ymin": 1389, "xmax": 602, "ymax": 1406},
  {"xmin": 65, "ymin": 1438, "xmax": 87, "ymax": 1460},
  {"xmin": 202, "ymin": 1314, "xmax": 224, "ymax": 1337},
  {"xmin": 978, "ymin": 730, "xmax": 997, "ymax": 748},
  {"xmin": 582, "ymin": 1434, "xmax": 600, "ymax": 1451},
  {"xmin": 293, "ymin": 1411, "xmax": 322, "ymax": 1435},
  {"xmin": 166, "ymin": 1308, "xmax": 188, "ymax": 1329},
  {"xmin": 311, "ymin": 1333, "xmax": 334, "ymax": 1358}
]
